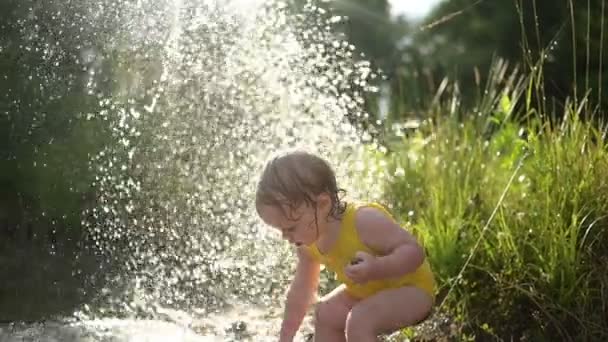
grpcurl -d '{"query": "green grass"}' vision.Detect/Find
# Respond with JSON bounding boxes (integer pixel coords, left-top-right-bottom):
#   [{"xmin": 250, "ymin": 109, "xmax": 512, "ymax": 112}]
[{"xmin": 365, "ymin": 60, "xmax": 608, "ymax": 340}]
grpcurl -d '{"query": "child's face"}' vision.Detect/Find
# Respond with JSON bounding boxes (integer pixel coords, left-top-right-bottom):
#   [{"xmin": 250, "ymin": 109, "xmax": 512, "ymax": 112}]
[{"xmin": 258, "ymin": 199, "xmax": 328, "ymax": 247}]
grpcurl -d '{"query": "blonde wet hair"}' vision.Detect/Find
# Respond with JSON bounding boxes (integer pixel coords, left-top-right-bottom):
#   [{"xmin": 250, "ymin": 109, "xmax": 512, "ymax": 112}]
[{"xmin": 255, "ymin": 150, "xmax": 347, "ymax": 220}]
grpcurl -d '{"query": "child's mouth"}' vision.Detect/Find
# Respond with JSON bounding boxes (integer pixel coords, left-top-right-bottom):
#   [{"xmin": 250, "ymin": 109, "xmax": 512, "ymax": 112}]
[{"xmin": 295, "ymin": 242, "xmax": 302, "ymax": 247}]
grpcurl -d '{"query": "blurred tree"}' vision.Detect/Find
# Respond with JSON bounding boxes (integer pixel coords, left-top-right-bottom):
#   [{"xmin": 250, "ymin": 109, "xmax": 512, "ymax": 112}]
[
  {"xmin": 399, "ymin": 0, "xmax": 608, "ymax": 117},
  {"xmin": 287, "ymin": 0, "xmax": 412, "ymax": 127},
  {"xmin": 290, "ymin": 0, "xmax": 408, "ymax": 72},
  {"xmin": 0, "ymin": 0, "xmax": 113, "ymax": 248},
  {"xmin": 331, "ymin": 0, "xmax": 406, "ymax": 73}
]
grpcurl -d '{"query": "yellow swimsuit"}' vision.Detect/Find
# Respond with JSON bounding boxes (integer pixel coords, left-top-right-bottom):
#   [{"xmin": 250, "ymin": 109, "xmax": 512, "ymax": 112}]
[{"xmin": 305, "ymin": 202, "xmax": 436, "ymax": 300}]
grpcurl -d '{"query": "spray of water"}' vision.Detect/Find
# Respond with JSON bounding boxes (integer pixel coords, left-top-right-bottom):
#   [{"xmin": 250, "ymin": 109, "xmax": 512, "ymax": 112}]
[{"xmin": 4, "ymin": 0, "xmax": 389, "ymax": 339}]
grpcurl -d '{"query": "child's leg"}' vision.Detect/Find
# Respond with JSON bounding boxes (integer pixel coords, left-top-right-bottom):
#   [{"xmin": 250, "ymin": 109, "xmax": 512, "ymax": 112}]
[
  {"xmin": 313, "ymin": 284, "xmax": 359, "ymax": 342},
  {"xmin": 345, "ymin": 286, "xmax": 432, "ymax": 342}
]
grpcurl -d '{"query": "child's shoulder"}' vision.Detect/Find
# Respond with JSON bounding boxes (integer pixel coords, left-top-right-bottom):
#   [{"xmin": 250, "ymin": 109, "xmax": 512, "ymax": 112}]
[
  {"xmin": 351, "ymin": 202, "xmax": 416, "ymax": 251},
  {"xmin": 296, "ymin": 244, "xmax": 319, "ymax": 263},
  {"xmin": 348, "ymin": 201, "xmax": 400, "ymax": 236},
  {"xmin": 350, "ymin": 201, "xmax": 394, "ymax": 221}
]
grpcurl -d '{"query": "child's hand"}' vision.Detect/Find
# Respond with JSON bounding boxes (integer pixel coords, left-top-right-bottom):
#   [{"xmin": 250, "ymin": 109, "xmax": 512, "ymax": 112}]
[{"xmin": 344, "ymin": 251, "xmax": 377, "ymax": 284}]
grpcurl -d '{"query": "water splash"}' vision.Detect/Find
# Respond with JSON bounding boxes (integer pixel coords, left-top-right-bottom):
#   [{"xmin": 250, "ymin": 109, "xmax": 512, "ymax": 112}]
[{"xmin": 4, "ymin": 0, "xmax": 388, "ymax": 339}]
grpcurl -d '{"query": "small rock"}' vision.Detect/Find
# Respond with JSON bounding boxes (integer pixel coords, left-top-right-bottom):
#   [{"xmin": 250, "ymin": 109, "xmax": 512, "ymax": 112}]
[{"xmin": 230, "ymin": 320, "xmax": 247, "ymax": 333}]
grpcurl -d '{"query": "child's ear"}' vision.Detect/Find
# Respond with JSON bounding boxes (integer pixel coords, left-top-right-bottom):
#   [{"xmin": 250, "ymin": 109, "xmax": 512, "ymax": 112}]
[{"xmin": 316, "ymin": 193, "xmax": 332, "ymax": 214}]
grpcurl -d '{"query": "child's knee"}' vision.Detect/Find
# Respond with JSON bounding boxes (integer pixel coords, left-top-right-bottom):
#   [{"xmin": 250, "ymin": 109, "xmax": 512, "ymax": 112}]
[
  {"xmin": 314, "ymin": 300, "xmax": 345, "ymax": 329},
  {"xmin": 345, "ymin": 307, "xmax": 375, "ymax": 337}
]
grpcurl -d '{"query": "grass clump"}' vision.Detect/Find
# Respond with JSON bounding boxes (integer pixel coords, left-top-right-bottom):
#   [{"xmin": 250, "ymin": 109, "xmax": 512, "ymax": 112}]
[{"xmin": 370, "ymin": 60, "xmax": 608, "ymax": 340}]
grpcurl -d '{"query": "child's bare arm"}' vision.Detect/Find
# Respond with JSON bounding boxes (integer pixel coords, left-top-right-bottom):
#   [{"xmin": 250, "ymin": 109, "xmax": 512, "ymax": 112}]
[
  {"xmin": 279, "ymin": 246, "xmax": 321, "ymax": 341},
  {"xmin": 355, "ymin": 207, "xmax": 425, "ymax": 280}
]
